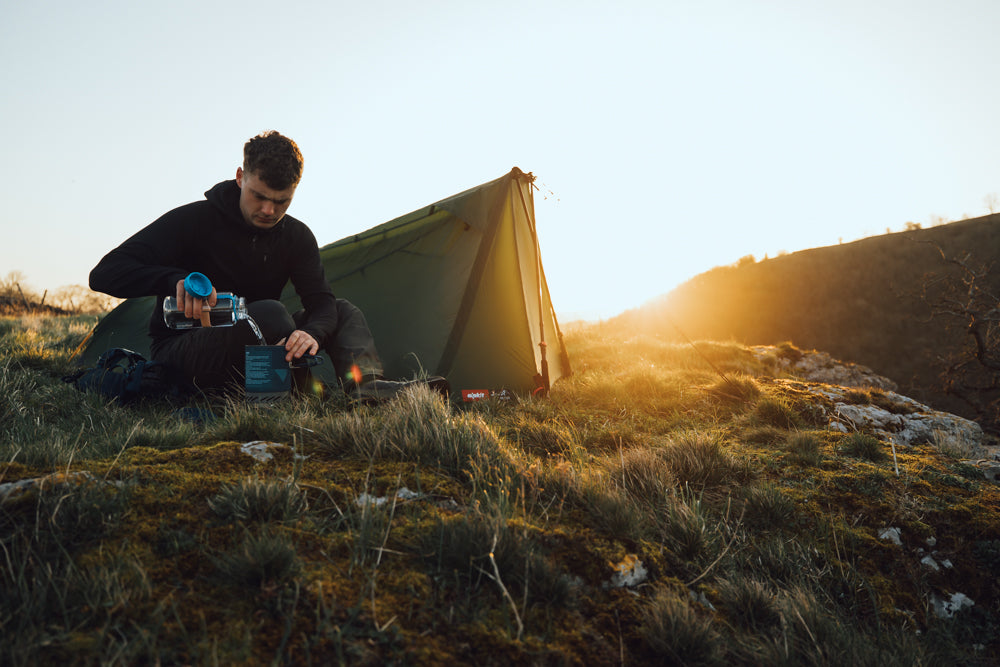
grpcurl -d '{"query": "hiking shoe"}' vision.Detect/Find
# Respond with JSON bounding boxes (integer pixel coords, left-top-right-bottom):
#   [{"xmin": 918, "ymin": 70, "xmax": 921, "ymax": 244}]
[{"xmin": 352, "ymin": 376, "xmax": 450, "ymax": 404}]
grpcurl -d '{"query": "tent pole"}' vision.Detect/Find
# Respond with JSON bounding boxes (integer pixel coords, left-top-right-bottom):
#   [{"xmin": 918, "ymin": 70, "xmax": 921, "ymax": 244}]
[{"xmin": 514, "ymin": 172, "xmax": 550, "ymax": 395}]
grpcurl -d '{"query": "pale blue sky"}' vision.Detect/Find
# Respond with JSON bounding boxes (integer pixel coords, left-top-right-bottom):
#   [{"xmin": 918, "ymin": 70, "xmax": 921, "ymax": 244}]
[{"xmin": 3, "ymin": 0, "xmax": 999, "ymax": 320}]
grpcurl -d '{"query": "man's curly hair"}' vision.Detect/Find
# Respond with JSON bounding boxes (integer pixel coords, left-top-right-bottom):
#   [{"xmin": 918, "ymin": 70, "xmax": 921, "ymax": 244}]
[{"xmin": 243, "ymin": 131, "xmax": 304, "ymax": 190}]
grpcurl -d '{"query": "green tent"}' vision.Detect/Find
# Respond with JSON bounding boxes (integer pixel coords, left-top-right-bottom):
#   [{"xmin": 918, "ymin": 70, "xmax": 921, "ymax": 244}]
[{"xmin": 76, "ymin": 167, "xmax": 571, "ymax": 398}]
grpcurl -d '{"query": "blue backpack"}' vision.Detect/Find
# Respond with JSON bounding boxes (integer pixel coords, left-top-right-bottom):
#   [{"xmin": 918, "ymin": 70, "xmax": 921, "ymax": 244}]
[{"xmin": 63, "ymin": 348, "xmax": 193, "ymax": 405}]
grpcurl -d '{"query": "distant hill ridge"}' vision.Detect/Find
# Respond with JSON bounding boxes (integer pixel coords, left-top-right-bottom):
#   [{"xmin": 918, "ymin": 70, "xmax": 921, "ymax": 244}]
[{"xmin": 615, "ymin": 214, "xmax": 1000, "ymax": 430}]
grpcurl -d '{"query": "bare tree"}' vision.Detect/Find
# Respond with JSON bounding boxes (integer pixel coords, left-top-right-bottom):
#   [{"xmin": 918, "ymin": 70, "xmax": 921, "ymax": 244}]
[
  {"xmin": 0, "ymin": 270, "xmax": 34, "ymax": 298},
  {"xmin": 50, "ymin": 285, "xmax": 122, "ymax": 314},
  {"xmin": 921, "ymin": 246, "xmax": 1000, "ymax": 435},
  {"xmin": 985, "ymin": 192, "xmax": 999, "ymax": 215}
]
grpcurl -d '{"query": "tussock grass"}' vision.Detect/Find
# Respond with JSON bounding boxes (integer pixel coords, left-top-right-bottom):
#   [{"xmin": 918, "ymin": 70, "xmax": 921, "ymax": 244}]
[
  {"xmin": 1, "ymin": 315, "xmax": 997, "ymax": 664},
  {"xmin": 716, "ymin": 575, "xmax": 780, "ymax": 632},
  {"xmin": 313, "ymin": 386, "xmax": 523, "ymax": 486},
  {"xmin": 751, "ymin": 395, "xmax": 804, "ymax": 429},
  {"xmin": 705, "ymin": 373, "xmax": 762, "ymax": 405},
  {"xmin": 209, "ymin": 476, "xmax": 307, "ymax": 525},
  {"xmin": 0, "ymin": 478, "xmax": 146, "ymax": 665},
  {"xmin": 659, "ymin": 430, "xmax": 753, "ymax": 489},
  {"xmin": 562, "ymin": 330, "xmax": 754, "ymax": 376},
  {"xmin": 867, "ymin": 388, "xmax": 914, "ymax": 415},
  {"xmin": 420, "ymin": 508, "xmax": 573, "ymax": 609},
  {"xmin": 577, "ymin": 471, "xmax": 650, "ymax": 541},
  {"xmin": 639, "ymin": 586, "xmax": 722, "ymax": 665},
  {"xmin": 212, "ymin": 527, "xmax": 302, "ymax": 590},
  {"xmin": 743, "ymin": 425, "xmax": 788, "ymax": 446},
  {"xmin": 0, "ymin": 542, "xmax": 153, "ymax": 665},
  {"xmin": 839, "ymin": 432, "xmax": 886, "ymax": 461},
  {"xmin": 743, "ymin": 534, "xmax": 817, "ymax": 584},
  {"xmin": 786, "ymin": 431, "xmax": 824, "ymax": 467},
  {"xmin": 845, "ymin": 388, "xmax": 873, "ymax": 404},
  {"xmin": 772, "ymin": 584, "xmax": 925, "ymax": 665},
  {"xmin": 558, "ymin": 366, "xmax": 691, "ymax": 422},
  {"xmin": 659, "ymin": 489, "xmax": 718, "ymax": 562},
  {"xmin": 739, "ymin": 483, "xmax": 797, "ymax": 530},
  {"xmin": 1, "ymin": 476, "xmax": 131, "ymax": 557},
  {"xmin": 616, "ymin": 444, "xmax": 675, "ymax": 504},
  {"xmin": 499, "ymin": 415, "xmax": 577, "ymax": 458}
]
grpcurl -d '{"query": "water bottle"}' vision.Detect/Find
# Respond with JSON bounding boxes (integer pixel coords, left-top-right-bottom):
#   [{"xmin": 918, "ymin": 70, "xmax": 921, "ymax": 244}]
[
  {"xmin": 162, "ymin": 272, "xmax": 247, "ymax": 329},
  {"xmin": 163, "ymin": 293, "xmax": 247, "ymax": 329}
]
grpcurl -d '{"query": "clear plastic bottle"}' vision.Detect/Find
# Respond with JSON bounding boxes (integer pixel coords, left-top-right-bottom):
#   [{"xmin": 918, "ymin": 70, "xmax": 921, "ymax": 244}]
[{"xmin": 162, "ymin": 293, "xmax": 247, "ymax": 329}]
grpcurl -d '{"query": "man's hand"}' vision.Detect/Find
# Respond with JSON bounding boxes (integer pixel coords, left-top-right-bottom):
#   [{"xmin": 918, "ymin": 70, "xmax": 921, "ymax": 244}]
[
  {"xmin": 175, "ymin": 279, "xmax": 218, "ymax": 322},
  {"xmin": 279, "ymin": 330, "xmax": 319, "ymax": 362}
]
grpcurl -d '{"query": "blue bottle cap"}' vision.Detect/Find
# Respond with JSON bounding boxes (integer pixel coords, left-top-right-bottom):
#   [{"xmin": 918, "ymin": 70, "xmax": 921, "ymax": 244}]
[{"xmin": 183, "ymin": 272, "xmax": 213, "ymax": 298}]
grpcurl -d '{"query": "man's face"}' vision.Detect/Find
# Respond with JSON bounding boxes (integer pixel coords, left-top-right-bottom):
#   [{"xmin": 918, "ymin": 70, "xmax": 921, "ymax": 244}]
[{"xmin": 236, "ymin": 167, "xmax": 297, "ymax": 229}]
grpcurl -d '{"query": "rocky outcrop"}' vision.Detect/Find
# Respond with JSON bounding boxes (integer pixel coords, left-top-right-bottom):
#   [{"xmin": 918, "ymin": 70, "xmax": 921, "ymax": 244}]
[
  {"xmin": 820, "ymin": 384, "xmax": 986, "ymax": 458},
  {"xmin": 752, "ymin": 345, "xmax": 897, "ymax": 390},
  {"xmin": 753, "ymin": 346, "xmax": 993, "ymax": 461}
]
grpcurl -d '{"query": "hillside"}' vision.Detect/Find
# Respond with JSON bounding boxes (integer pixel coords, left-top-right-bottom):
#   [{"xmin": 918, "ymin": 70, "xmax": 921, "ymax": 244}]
[
  {"xmin": 2, "ymin": 315, "xmax": 998, "ymax": 664},
  {"xmin": 613, "ymin": 215, "xmax": 1000, "ymax": 434}
]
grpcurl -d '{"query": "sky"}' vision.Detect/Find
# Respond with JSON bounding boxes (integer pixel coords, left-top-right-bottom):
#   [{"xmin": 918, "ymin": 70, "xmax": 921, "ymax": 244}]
[{"xmin": 2, "ymin": 0, "xmax": 999, "ymax": 321}]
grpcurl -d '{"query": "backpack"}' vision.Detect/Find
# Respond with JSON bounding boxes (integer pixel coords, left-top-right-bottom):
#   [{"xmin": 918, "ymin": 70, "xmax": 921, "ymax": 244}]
[{"xmin": 63, "ymin": 348, "xmax": 193, "ymax": 406}]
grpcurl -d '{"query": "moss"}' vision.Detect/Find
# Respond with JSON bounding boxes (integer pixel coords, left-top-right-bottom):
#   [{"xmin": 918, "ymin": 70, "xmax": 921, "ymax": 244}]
[{"xmin": 5, "ymin": 316, "xmax": 1000, "ymax": 663}]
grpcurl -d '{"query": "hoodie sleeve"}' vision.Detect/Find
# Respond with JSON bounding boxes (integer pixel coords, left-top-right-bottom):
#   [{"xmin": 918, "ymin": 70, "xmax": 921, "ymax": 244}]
[
  {"xmin": 89, "ymin": 205, "xmax": 198, "ymax": 298},
  {"xmin": 286, "ymin": 224, "xmax": 339, "ymax": 344}
]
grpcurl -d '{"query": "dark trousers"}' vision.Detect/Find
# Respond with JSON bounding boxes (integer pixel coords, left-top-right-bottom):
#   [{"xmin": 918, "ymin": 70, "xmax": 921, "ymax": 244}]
[{"xmin": 151, "ymin": 299, "xmax": 383, "ymax": 392}]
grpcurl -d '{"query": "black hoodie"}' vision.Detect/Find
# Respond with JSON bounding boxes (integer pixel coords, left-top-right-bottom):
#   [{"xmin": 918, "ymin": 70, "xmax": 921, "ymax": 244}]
[{"xmin": 90, "ymin": 180, "xmax": 338, "ymax": 347}]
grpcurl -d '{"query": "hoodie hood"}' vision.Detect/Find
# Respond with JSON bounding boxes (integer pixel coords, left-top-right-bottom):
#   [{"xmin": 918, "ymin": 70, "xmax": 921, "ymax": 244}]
[{"xmin": 204, "ymin": 180, "xmax": 285, "ymax": 235}]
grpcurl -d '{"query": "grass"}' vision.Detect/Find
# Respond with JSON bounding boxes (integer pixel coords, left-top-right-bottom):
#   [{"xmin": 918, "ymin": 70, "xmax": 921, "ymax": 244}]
[
  {"xmin": 840, "ymin": 432, "xmax": 887, "ymax": 462},
  {"xmin": 212, "ymin": 527, "xmax": 302, "ymax": 590},
  {"xmin": 639, "ymin": 585, "xmax": 722, "ymax": 664},
  {"xmin": 1, "ymin": 314, "xmax": 998, "ymax": 664},
  {"xmin": 208, "ymin": 476, "xmax": 308, "ymax": 524},
  {"xmin": 786, "ymin": 431, "xmax": 824, "ymax": 467}
]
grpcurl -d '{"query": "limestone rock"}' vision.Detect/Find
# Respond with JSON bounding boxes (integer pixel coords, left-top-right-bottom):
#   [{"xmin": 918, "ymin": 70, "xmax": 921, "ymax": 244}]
[
  {"xmin": 752, "ymin": 346, "xmax": 897, "ymax": 390},
  {"xmin": 753, "ymin": 346, "xmax": 987, "ymax": 458}
]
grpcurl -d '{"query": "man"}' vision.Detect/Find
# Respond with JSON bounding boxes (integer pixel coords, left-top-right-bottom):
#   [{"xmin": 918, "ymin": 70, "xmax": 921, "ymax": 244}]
[{"xmin": 90, "ymin": 130, "xmax": 425, "ymax": 400}]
